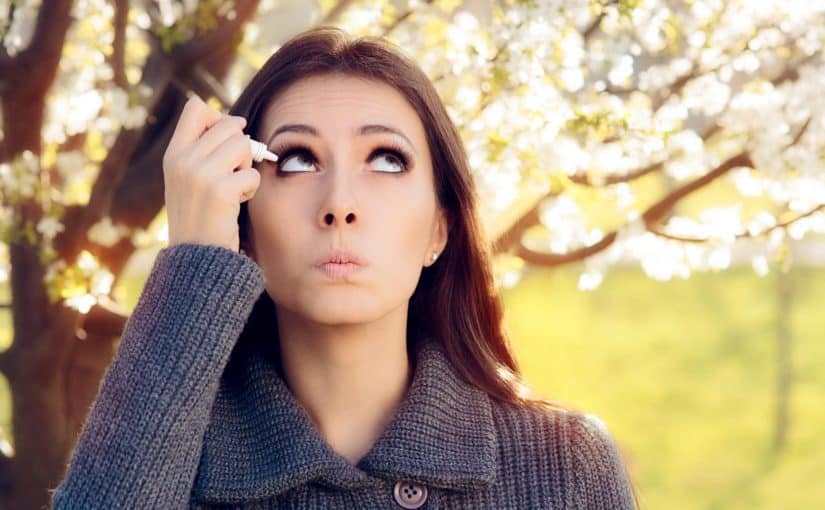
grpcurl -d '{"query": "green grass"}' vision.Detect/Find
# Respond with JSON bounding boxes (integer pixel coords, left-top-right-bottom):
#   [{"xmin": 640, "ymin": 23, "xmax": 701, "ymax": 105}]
[
  {"xmin": 501, "ymin": 264, "xmax": 825, "ymax": 510},
  {"xmin": 1, "ymin": 265, "xmax": 823, "ymax": 509}
]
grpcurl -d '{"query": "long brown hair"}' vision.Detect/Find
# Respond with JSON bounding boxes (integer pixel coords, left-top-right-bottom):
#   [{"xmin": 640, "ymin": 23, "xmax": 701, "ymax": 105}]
[
  {"xmin": 227, "ymin": 26, "xmax": 641, "ymax": 507},
  {"xmin": 228, "ymin": 26, "xmax": 569, "ymax": 413}
]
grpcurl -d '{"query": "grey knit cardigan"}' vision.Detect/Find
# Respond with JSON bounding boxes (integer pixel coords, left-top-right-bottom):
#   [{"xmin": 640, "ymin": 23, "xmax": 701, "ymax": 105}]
[{"xmin": 50, "ymin": 243, "xmax": 637, "ymax": 509}]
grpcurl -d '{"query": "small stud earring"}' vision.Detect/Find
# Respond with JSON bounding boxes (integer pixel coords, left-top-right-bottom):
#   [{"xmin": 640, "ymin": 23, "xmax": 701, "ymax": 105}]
[{"xmin": 430, "ymin": 252, "xmax": 439, "ymax": 263}]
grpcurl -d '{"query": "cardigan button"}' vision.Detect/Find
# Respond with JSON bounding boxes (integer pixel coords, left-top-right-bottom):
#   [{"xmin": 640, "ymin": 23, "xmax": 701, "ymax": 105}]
[{"xmin": 393, "ymin": 480, "xmax": 428, "ymax": 508}]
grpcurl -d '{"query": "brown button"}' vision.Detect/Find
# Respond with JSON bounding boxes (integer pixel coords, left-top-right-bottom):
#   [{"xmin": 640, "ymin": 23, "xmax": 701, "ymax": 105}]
[{"xmin": 393, "ymin": 480, "xmax": 428, "ymax": 508}]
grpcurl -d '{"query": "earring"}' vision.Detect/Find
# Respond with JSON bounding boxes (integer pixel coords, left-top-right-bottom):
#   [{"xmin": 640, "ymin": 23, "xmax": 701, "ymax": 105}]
[{"xmin": 430, "ymin": 252, "xmax": 439, "ymax": 263}]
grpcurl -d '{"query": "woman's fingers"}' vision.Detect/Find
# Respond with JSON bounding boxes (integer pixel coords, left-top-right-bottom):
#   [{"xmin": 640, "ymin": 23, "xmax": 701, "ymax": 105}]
[
  {"xmin": 205, "ymin": 132, "xmax": 254, "ymax": 177},
  {"xmin": 165, "ymin": 95, "xmax": 224, "ymax": 156},
  {"xmin": 162, "ymin": 93, "xmax": 258, "ymax": 253},
  {"xmin": 191, "ymin": 115, "xmax": 247, "ymax": 163}
]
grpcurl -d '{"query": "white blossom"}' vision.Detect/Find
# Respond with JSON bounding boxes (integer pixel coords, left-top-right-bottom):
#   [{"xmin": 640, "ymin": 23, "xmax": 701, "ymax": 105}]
[
  {"xmin": 87, "ymin": 216, "xmax": 131, "ymax": 247},
  {"xmin": 37, "ymin": 217, "xmax": 66, "ymax": 240}
]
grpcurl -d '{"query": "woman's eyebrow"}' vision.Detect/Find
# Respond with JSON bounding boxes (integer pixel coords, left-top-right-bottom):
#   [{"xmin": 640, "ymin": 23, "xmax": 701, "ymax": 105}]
[{"xmin": 266, "ymin": 123, "xmax": 417, "ymax": 155}]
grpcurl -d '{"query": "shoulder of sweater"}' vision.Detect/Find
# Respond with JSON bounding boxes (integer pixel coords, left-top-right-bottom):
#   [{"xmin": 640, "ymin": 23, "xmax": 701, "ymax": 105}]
[
  {"xmin": 491, "ymin": 395, "xmax": 612, "ymax": 434},
  {"xmin": 488, "ymin": 396, "xmax": 625, "ymax": 467},
  {"xmin": 488, "ymin": 397, "xmax": 636, "ymax": 508}
]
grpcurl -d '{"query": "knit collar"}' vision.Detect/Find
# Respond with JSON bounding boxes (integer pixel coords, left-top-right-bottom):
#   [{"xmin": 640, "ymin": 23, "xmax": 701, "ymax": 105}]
[{"xmin": 191, "ymin": 336, "xmax": 499, "ymax": 504}]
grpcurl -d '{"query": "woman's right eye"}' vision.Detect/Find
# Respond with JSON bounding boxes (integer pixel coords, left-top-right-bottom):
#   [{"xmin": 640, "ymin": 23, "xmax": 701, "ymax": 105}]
[{"xmin": 277, "ymin": 147, "xmax": 317, "ymax": 173}]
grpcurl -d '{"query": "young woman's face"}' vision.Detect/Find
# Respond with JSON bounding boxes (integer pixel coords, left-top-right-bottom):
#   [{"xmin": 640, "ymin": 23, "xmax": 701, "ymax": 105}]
[{"xmin": 245, "ymin": 73, "xmax": 448, "ymax": 325}]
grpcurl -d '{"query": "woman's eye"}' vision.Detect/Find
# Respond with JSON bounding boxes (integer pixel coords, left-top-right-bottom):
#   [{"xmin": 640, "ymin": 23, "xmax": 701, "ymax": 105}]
[
  {"xmin": 277, "ymin": 149, "xmax": 317, "ymax": 173},
  {"xmin": 272, "ymin": 146, "xmax": 410, "ymax": 174},
  {"xmin": 370, "ymin": 150, "xmax": 407, "ymax": 173}
]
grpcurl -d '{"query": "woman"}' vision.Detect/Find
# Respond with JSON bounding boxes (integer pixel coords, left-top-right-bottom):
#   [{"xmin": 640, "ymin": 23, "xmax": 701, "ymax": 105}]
[{"xmin": 51, "ymin": 26, "xmax": 639, "ymax": 509}]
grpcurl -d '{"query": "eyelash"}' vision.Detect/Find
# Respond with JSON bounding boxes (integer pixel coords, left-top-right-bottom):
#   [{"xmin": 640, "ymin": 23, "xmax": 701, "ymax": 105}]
[{"xmin": 268, "ymin": 142, "xmax": 413, "ymax": 175}]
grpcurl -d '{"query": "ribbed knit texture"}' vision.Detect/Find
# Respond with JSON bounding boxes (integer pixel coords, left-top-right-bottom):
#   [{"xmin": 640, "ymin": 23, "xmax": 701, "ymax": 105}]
[{"xmin": 50, "ymin": 243, "xmax": 637, "ymax": 509}]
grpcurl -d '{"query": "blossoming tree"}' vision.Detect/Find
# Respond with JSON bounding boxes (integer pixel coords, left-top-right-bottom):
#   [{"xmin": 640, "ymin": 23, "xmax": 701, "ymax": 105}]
[{"xmin": 0, "ymin": 0, "xmax": 823, "ymax": 508}]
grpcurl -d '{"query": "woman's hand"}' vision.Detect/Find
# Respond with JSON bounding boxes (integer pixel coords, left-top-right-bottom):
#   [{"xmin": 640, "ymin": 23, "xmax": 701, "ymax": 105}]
[{"xmin": 162, "ymin": 94, "xmax": 260, "ymax": 253}]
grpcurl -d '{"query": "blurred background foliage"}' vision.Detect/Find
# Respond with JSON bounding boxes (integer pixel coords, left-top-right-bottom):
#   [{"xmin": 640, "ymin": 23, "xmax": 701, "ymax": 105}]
[{"xmin": 1, "ymin": 0, "xmax": 824, "ymax": 508}]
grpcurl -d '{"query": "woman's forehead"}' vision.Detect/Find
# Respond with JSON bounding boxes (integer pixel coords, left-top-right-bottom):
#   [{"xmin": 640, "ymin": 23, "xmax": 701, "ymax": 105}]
[{"xmin": 259, "ymin": 75, "xmax": 427, "ymax": 146}]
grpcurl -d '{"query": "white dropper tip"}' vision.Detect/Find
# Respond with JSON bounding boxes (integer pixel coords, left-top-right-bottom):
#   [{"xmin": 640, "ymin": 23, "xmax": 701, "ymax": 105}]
[{"xmin": 246, "ymin": 134, "xmax": 279, "ymax": 163}]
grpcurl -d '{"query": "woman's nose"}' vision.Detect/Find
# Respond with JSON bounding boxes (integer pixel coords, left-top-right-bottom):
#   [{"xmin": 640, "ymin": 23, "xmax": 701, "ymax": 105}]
[
  {"xmin": 319, "ymin": 210, "xmax": 357, "ymax": 227},
  {"xmin": 317, "ymin": 165, "xmax": 359, "ymax": 228}
]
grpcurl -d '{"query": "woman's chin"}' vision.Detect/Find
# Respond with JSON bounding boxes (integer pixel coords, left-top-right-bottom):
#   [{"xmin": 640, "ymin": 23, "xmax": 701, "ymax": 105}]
[{"xmin": 298, "ymin": 296, "xmax": 387, "ymax": 325}]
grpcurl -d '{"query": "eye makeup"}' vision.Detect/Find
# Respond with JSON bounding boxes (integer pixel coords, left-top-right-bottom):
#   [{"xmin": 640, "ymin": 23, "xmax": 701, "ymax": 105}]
[{"xmin": 267, "ymin": 140, "xmax": 414, "ymax": 175}]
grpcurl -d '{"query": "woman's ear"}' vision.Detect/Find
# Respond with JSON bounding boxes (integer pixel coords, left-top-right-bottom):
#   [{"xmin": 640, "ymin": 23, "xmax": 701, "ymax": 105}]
[{"xmin": 426, "ymin": 207, "xmax": 449, "ymax": 266}]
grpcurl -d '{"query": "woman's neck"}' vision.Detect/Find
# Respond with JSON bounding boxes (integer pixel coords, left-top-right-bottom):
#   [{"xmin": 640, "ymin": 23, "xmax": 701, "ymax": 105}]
[{"xmin": 275, "ymin": 305, "xmax": 413, "ymax": 466}]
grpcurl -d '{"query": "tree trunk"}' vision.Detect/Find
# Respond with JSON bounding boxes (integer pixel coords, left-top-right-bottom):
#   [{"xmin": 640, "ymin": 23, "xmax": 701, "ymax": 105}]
[
  {"xmin": 3, "ymin": 290, "xmax": 118, "ymax": 510},
  {"xmin": 771, "ymin": 266, "xmax": 794, "ymax": 459},
  {"xmin": 0, "ymin": 0, "xmax": 261, "ymax": 505}
]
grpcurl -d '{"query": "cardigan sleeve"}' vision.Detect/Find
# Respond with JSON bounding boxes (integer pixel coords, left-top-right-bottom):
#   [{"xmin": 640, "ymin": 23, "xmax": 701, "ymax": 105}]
[
  {"xmin": 565, "ymin": 411, "xmax": 638, "ymax": 509},
  {"xmin": 50, "ymin": 243, "xmax": 266, "ymax": 509}
]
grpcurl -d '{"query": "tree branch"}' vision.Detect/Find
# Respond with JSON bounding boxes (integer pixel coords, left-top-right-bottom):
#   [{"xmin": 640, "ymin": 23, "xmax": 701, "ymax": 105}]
[
  {"xmin": 458, "ymin": 0, "xmax": 615, "ymax": 126},
  {"xmin": 495, "ymin": 151, "xmax": 755, "ymax": 265},
  {"xmin": 81, "ymin": 298, "xmax": 129, "ymax": 340},
  {"xmin": 165, "ymin": 0, "xmax": 260, "ymax": 70},
  {"xmin": 379, "ymin": 0, "xmax": 433, "ymax": 38},
  {"xmin": 788, "ymin": 116, "xmax": 812, "ymax": 147},
  {"xmin": 0, "ymin": 449, "xmax": 11, "ymax": 493},
  {"xmin": 491, "ymin": 200, "xmax": 542, "ymax": 254},
  {"xmin": 0, "ymin": 0, "xmax": 73, "ymax": 91},
  {"xmin": 570, "ymin": 48, "xmax": 819, "ymax": 189},
  {"xmin": 0, "ymin": 349, "xmax": 9, "ymax": 377},
  {"xmin": 643, "ymin": 116, "xmax": 816, "ymax": 243},
  {"xmin": 109, "ymin": 0, "xmax": 129, "ymax": 89},
  {"xmin": 0, "ymin": 0, "xmax": 18, "ymax": 80},
  {"xmin": 569, "ymin": 157, "xmax": 666, "ymax": 186},
  {"xmin": 190, "ymin": 63, "xmax": 233, "ymax": 108},
  {"xmin": 1, "ymin": 0, "xmax": 16, "ymax": 38},
  {"xmin": 642, "ymin": 152, "xmax": 752, "ymax": 226},
  {"xmin": 582, "ymin": 0, "xmax": 615, "ymax": 40},
  {"xmin": 644, "ymin": 203, "xmax": 825, "ymax": 244},
  {"xmin": 643, "ymin": 224, "xmax": 707, "ymax": 243},
  {"xmin": 57, "ymin": 0, "xmax": 262, "ymax": 271},
  {"xmin": 749, "ymin": 204, "xmax": 825, "ymax": 238},
  {"xmin": 53, "ymin": 42, "xmax": 172, "ymax": 260},
  {"xmin": 319, "ymin": 0, "xmax": 358, "ymax": 26},
  {"xmin": 514, "ymin": 231, "xmax": 619, "ymax": 267},
  {"xmin": 700, "ymin": 51, "xmax": 820, "ymax": 143},
  {"xmin": 56, "ymin": 0, "xmax": 259, "ymax": 261}
]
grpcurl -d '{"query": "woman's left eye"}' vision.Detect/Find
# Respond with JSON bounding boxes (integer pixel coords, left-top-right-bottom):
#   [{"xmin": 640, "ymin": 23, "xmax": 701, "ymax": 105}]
[{"xmin": 369, "ymin": 148, "xmax": 409, "ymax": 173}]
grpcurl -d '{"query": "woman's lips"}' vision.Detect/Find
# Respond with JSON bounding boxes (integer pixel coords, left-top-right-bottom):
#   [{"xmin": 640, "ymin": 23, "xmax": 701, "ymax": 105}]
[{"xmin": 317, "ymin": 262, "xmax": 363, "ymax": 280}]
